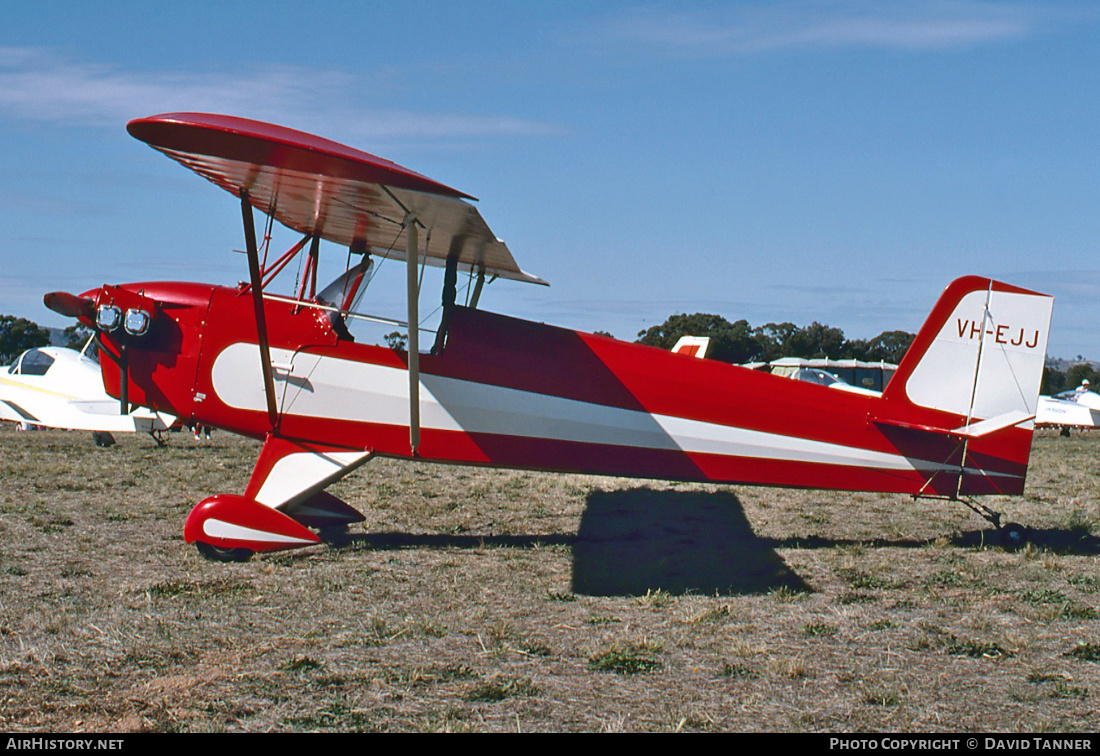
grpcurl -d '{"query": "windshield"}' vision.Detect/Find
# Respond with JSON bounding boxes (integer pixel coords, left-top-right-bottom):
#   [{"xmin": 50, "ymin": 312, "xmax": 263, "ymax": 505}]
[
  {"xmin": 792, "ymin": 368, "xmax": 843, "ymax": 387},
  {"xmin": 317, "ymin": 257, "xmax": 373, "ymax": 313},
  {"xmin": 12, "ymin": 349, "xmax": 55, "ymax": 376}
]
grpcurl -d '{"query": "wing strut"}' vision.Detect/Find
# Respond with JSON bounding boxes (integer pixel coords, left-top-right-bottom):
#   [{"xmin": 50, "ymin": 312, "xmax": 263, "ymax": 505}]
[
  {"xmin": 469, "ymin": 267, "xmax": 486, "ymax": 308},
  {"xmin": 404, "ymin": 212, "xmax": 421, "ymax": 455},
  {"xmin": 241, "ymin": 191, "xmax": 280, "ymax": 430}
]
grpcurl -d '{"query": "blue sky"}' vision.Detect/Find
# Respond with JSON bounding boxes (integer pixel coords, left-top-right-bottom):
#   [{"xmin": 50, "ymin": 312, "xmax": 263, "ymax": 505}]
[{"xmin": 1, "ymin": 1, "xmax": 1098, "ymax": 358}]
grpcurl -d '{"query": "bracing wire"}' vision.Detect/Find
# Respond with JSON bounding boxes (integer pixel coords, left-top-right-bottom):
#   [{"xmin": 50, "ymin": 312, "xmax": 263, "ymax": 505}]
[
  {"xmin": 291, "ymin": 246, "xmax": 305, "ymax": 297},
  {"xmin": 362, "ymin": 225, "xmax": 406, "ymax": 290},
  {"xmin": 259, "ymin": 206, "xmax": 276, "ymax": 269}
]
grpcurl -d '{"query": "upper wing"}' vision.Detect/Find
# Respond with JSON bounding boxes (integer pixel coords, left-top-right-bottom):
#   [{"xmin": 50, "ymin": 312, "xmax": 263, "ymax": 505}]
[{"xmin": 127, "ymin": 113, "xmax": 546, "ymax": 286}]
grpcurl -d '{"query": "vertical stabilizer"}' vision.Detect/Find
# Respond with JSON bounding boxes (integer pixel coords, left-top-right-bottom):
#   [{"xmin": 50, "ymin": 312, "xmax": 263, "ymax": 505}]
[
  {"xmin": 672, "ymin": 336, "xmax": 710, "ymax": 359},
  {"xmin": 885, "ymin": 276, "xmax": 1053, "ymax": 425}
]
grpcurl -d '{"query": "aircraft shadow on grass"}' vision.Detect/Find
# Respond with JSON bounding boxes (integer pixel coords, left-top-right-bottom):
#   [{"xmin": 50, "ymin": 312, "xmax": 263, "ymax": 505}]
[
  {"xmin": 951, "ymin": 527, "xmax": 1100, "ymax": 555},
  {"xmin": 333, "ymin": 490, "xmax": 1100, "ymax": 595},
  {"xmin": 336, "ymin": 487, "xmax": 810, "ymax": 596},
  {"xmin": 762, "ymin": 528, "xmax": 1100, "ymax": 556},
  {"xmin": 570, "ymin": 488, "xmax": 810, "ymax": 596}
]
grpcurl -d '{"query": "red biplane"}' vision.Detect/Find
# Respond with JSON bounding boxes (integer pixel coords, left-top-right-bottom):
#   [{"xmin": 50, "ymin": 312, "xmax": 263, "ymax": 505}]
[{"xmin": 45, "ymin": 113, "xmax": 1054, "ymax": 561}]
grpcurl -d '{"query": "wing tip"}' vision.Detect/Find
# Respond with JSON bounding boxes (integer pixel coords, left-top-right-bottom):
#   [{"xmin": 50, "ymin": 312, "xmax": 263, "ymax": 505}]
[{"xmin": 127, "ymin": 112, "xmax": 476, "ymax": 201}]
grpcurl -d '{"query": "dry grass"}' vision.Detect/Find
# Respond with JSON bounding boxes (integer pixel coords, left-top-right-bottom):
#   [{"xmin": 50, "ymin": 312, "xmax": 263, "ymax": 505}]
[{"xmin": 1, "ymin": 427, "xmax": 1100, "ymax": 732}]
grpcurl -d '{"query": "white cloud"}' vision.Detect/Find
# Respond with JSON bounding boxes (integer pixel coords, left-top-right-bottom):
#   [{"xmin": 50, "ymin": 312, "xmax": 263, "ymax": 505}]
[
  {"xmin": 601, "ymin": 1, "xmax": 1048, "ymax": 55},
  {"xmin": 0, "ymin": 47, "xmax": 561, "ymax": 143},
  {"xmin": 1007, "ymin": 270, "xmax": 1100, "ymax": 306}
]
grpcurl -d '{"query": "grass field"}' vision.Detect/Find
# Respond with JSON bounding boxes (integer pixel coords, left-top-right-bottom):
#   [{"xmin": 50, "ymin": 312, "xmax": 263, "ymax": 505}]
[{"xmin": 1, "ymin": 427, "xmax": 1098, "ymax": 732}]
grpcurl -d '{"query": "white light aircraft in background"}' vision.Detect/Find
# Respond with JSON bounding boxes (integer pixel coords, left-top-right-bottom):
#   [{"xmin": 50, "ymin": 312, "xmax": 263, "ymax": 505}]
[
  {"xmin": 1036, "ymin": 381, "xmax": 1100, "ymax": 434},
  {"xmin": 0, "ymin": 343, "xmax": 176, "ymax": 444}
]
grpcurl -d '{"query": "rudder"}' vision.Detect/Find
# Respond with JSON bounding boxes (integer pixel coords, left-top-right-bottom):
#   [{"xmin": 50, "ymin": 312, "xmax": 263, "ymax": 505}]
[{"xmin": 884, "ymin": 276, "xmax": 1053, "ymax": 427}]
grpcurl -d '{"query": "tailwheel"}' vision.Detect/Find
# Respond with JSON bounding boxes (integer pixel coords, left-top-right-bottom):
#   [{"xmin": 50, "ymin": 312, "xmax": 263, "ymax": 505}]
[
  {"xmin": 195, "ymin": 541, "xmax": 254, "ymax": 563},
  {"xmin": 958, "ymin": 498, "xmax": 1030, "ymax": 550},
  {"xmin": 998, "ymin": 522, "xmax": 1030, "ymax": 551}
]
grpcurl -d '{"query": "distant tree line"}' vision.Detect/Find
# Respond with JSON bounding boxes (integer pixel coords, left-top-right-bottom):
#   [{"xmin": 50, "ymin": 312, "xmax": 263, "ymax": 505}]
[
  {"xmin": 3, "ymin": 310, "xmax": 1097, "ymax": 398},
  {"xmin": 636, "ymin": 312, "xmax": 916, "ymax": 365},
  {"xmin": 1042, "ymin": 363, "xmax": 1100, "ymax": 396},
  {"xmin": 0, "ymin": 314, "xmax": 90, "ymax": 365},
  {"xmin": 0, "ymin": 315, "xmax": 50, "ymax": 365},
  {"xmin": 637, "ymin": 310, "xmax": 1100, "ymax": 397}
]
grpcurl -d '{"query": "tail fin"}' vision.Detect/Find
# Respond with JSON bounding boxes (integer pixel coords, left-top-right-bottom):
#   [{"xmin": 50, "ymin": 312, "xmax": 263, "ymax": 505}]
[
  {"xmin": 672, "ymin": 336, "xmax": 710, "ymax": 359},
  {"xmin": 884, "ymin": 276, "xmax": 1053, "ymax": 425},
  {"xmin": 878, "ymin": 277, "xmax": 1053, "ymax": 497}
]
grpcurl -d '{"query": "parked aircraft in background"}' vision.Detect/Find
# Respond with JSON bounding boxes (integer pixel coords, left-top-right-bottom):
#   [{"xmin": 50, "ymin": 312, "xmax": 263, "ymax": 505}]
[
  {"xmin": 672, "ymin": 346, "xmax": 882, "ymax": 394},
  {"xmin": 0, "ymin": 343, "xmax": 175, "ymax": 444},
  {"xmin": 45, "ymin": 113, "xmax": 1054, "ymax": 560},
  {"xmin": 1036, "ymin": 381, "xmax": 1100, "ymax": 434},
  {"xmin": 765, "ymin": 357, "xmax": 898, "ymax": 394},
  {"xmin": 786, "ymin": 366, "xmax": 882, "ymax": 397},
  {"xmin": 672, "ymin": 336, "xmax": 710, "ymax": 359}
]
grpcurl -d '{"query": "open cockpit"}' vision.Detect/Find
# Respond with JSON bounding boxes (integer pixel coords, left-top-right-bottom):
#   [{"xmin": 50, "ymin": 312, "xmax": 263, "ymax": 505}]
[{"xmin": 246, "ymin": 225, "xmax": 498, "ymax": 355}]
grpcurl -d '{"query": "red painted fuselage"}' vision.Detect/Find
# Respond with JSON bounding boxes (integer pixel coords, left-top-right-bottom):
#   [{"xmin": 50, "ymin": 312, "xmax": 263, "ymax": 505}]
[
  {"xmin": 83, "ymin": 279, "xmax": 1034, "ymax": 499},
  {"xmin": 42, "ymin": 113, "xmax": 1055, "ymax": 559}
]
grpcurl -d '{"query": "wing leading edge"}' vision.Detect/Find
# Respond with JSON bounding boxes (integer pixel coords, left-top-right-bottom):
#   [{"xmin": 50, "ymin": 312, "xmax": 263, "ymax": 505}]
[{"xmin": 127, "ymin": 113, "xmax": 546, "ymax": 286}]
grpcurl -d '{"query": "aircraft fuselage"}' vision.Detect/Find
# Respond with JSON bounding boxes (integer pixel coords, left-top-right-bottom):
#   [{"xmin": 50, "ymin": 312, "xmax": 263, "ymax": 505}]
[{"xmin": 84, "ymin": 280, "xmax": 1031, "ymax": 498}]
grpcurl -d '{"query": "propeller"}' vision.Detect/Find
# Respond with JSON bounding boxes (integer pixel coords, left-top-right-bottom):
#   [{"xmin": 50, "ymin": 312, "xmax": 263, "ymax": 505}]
[
  {"xmin": 43, "ymin": 290, "xmax": 133, "ymax": 415},
  {"xmin": 43, "ymin": 291, "xmax": 93, "ymax": 320}
]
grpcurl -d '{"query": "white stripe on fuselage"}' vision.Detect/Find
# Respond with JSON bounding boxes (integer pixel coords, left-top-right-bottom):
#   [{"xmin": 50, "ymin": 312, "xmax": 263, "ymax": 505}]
[{"xmin": 209, "ymin": 343, "xmax": 1011, "ymax": 478}]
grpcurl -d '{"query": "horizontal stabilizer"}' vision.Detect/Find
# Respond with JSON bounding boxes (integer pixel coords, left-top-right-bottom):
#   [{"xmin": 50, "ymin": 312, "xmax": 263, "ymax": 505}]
[
  {"xmin": 952, "ymin": 410, "xmax": 1035, "ymax": 438},
  {"xmin": 873, "ymin": 410, "xmax": 1034, "ymax": 440}
]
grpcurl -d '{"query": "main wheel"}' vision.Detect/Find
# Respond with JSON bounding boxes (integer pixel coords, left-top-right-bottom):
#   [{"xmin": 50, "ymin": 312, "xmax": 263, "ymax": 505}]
[
  {"xmin": 195, "ymin": 541, "xmax": 254, "ymax": 563},
  {"xmin": 999, "ymin": 522, "xmax": 1030, "ymax": 550}
]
